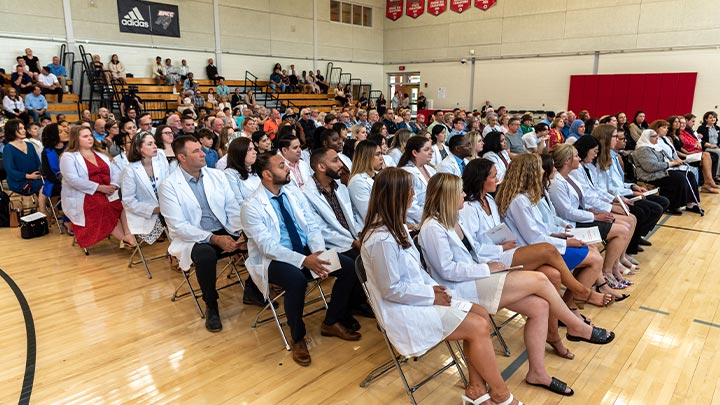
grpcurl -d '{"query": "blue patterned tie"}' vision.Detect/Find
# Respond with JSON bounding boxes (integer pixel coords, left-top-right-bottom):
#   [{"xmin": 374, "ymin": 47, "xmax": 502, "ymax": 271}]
[{"xmin": 273, "ymin": 195, "xmax": 304, "ymax": 253}]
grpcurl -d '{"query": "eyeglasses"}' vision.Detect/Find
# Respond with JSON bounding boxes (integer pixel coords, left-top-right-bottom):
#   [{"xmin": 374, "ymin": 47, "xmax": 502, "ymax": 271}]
[{"xmin": 162, "ymin": 130, "xmax": 173, "ymax": 135}]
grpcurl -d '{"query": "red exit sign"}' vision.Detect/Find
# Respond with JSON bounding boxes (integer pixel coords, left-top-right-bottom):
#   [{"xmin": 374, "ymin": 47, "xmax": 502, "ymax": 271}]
[{"xmin": 399, "ymin": 66, "xmax": 405, "ymax": 71}]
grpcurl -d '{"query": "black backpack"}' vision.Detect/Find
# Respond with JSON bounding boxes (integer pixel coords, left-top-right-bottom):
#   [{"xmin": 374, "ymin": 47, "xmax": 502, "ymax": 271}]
[{"xmin": 0, "ymin": 190, "xmax": 10, "ymax": 227}]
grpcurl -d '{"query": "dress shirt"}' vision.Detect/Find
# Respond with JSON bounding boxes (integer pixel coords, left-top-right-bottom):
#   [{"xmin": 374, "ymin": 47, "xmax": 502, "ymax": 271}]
[
  {"xmin": 180, "ymin": 167, "xmax": 224, "ymax": 238},
  {"xmin": 264, "ymin": 187, "xmax": 308, "ymax": 250}
]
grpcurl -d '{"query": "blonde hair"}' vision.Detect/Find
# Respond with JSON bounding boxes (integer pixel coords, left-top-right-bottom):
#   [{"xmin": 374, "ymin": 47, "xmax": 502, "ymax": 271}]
[
  {"xmin": 350, "ymin": 124, "xmax": 366, "ymax": 140},
  {"xmin": 465, "ymin": 131, "xmax": 482, "ymax": 160},
  {"xmin": 494, "ymin": 154, "xmax": 544, "ymax": 216},
  {"xmin": 551, "ymin": 144, "xmax": 575, "ymax": 169},
  {"xmin": 350, "ymin": 140, "xmax": 380, "ymax": 178},
  {"xmin": 421, "ymin": 173, "xmax": 463, "ymax": 229}
]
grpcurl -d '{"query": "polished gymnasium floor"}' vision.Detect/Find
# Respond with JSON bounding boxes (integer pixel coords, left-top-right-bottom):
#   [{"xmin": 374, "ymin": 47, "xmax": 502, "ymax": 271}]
[{"xmin": 1, "ymin": 192, "xmax": 719, "ymax": 405}]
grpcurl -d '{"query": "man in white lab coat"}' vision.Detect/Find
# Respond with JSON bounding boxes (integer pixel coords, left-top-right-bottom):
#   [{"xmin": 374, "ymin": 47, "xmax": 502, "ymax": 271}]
[
  {"xmin": 158, "ymin": 135, "xmax": 246, "ymax": 333},
  {"xmin": 436, "ymin": 133, "xmax": 471, "ymax": 177},
  {"xmin": 241, "ymin": 153, "xmax": 361, "ymax": 367},
  {"xmin": 303, "ymin": 148, "xmax": 374, "ymax": 323}
]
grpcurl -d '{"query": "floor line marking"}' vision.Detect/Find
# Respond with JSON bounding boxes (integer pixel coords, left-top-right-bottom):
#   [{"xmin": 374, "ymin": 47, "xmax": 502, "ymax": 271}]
[
  {"xmin": 638, "ymin": 306, "xmax": 670, "ymax": 315},
  {"xmin": 693, "ymin": 319, "xmax": 720, "ymax": 328}
]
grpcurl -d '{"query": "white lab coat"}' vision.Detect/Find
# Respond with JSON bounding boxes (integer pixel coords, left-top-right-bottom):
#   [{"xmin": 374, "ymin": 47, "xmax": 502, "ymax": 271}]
[
  {"xmin": 347, "ymin": 172, "xmax": 374, "ymax": 225},
  {"xmin": 361, "ymin": 226, "xmax": 451, "ymax": 358},
  {"xmin": 289, "ymin": 158, "xmax": 313, "ymax": 190},
  {"xmin": 482, "ymin": 150, "xmax": 511, "ymax": 181},
  {"xmin": 503, "ymin": 194, "xmax": 568, "ymax": 254},
  {"xmin": 459, "ymin": 198, "xmax": 509, "ymax": 263},
  {"xmin": 120, "ymin": 152, "xmax": 170, "ymax": 235},
  {"xmin": 589, "ymin": 158, "xmax": 633, "ymax": 198},
  {"xmin": 418, "ymin": 218, "xmax": 490, "ymax": 304},
  {"xmin": 383, "ymin": 154, "xmax": 396, "ymax": 168},
  {"xmin": 430, "ymin": 144, "xmax": 448, "ymax": 167},
  {"xmin": 569, "ymin": 166, "xmax": 613, "ymax": 212},
  {"xmin": 60, "ymin": 151, "xmax": 120, "ymax": 227},
  {"xmin": 158, "ymin": 166, "xmax": 242, "ymax": 270},
  {"xmin": 241, "ymin": 185, "xmax": 325, "ymax": 297},
  {"xmin": 338, "ymin": 152, "xmax": 353, "ymax": 172},
  {"xmin": 548, "ymin": 174, "xmax": 595, "ymax": 226},
  {"xmin": 224, "ymin": 168, "xmax": 261, "ymax": 206},
  {"xmin": 402, "ymin": 163, "xmax": 436, "ymax": 225},
  {"xmin": 303, "ymin": 180, "xmax": 360, "ymax": 252},
  {"xmin": 389, "ymin": 148, "xmax": 403, "ymax": 166},
  {"xmin": 435, "ymin": 153, "xmax": 468, "ymax": 177},
  {"xmin": 112, "ymin": 151, "xmax": 129, "ymax": 174}
]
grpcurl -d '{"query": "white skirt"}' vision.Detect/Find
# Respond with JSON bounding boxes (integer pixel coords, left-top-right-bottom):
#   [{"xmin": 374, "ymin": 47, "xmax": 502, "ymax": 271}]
[
  {"xmin": 474, "ymin": 272, "xmax": 508, "ymax": 314},
  {"xmin": 433, "ymin": 305, "xmax": 468, "ymax": 340},
  {"xmin": 499, "ymin": 247, "xmax": 517, "ymax": 266}
]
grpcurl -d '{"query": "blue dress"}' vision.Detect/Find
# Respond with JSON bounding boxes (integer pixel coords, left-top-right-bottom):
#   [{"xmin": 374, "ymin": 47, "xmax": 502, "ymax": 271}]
[{"xmin": 2, "ymin": 141, "xmax": 42, "ymax": 195}]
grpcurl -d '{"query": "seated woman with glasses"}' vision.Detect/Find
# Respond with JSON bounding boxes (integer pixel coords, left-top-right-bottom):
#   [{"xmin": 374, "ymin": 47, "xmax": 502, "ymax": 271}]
[{"xmin": 633, "ymin": 129, "xmax": 702, "ymax": 215}]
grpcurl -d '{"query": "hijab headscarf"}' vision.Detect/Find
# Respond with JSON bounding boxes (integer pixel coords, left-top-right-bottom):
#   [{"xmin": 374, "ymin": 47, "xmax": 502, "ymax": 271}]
[
  {"xmin": 636, "ymin": 129, "xmax": 663, "ymax": 152},
  {"xmin": 568, "ymin": 120, "xmax": 585, "ymax": 139}
]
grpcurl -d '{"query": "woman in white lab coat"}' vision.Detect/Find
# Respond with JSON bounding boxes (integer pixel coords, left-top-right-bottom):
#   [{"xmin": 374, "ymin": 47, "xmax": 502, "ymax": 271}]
[
  {"xmin": 459, "ymin": 158, "xmax": 612, "ymax": 307},
  {"xmin": 549, "ymin": 144, "xmax": 633, "ymax": 290},
  {"xmin": 60, "ymin": 126, "xmax": 134, "ymax": 248},
  {"xmin": 398, "ymin": 136, "xmax": 436, "ymax": 227},
  {"xmin": 496, "ymin": 155, "xmax": 625, "ymax": 315},
  {"xmin": 419, "ymin": 173, "xmax": 615, "ymax": 397},
  {"xmin": 359, "ymin": 167, "xmax": 525, "ymax": 405},
  {"xmin": 481, "ymin": 131, "xmax": 511, "ymax": 181},
  {"xmin": 348, "ymin": 140, "xmax": 385, "ymax": 225},
  {"xmin": 120, "ymin": 132, "xmax": 170, "ymax": 244},
  {"xmin": 224, "ymin": 137, "xmax": 261, "ymax": 207}
]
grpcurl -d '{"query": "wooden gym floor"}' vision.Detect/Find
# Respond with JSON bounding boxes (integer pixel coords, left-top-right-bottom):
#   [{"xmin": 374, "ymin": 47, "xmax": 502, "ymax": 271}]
[{"xmin": 1, "ymin": 192, "xmax": 719, "ymax": 404}]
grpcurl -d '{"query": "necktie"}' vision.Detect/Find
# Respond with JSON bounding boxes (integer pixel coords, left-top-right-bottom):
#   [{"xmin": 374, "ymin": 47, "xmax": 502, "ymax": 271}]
[
  {"xmin": 273, "ymin": 195, "xmax": 304, "ymax": 253},
  {"xmin": 459, "ymin": 159, "xmax": 465, "ymax": 173}
]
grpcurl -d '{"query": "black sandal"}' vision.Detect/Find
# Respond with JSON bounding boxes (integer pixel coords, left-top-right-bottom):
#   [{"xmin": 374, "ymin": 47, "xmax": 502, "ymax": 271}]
[
  {"xmin": 526, "ymin": 377, "xmax": 574, "ymax": 397},
  {"xmin": 595, "ymin": 282, "xmax": 630, "ymax": 302},
  {"xmin": 567, "ymin": 326, "xmax": 615, "ymax": 344}
]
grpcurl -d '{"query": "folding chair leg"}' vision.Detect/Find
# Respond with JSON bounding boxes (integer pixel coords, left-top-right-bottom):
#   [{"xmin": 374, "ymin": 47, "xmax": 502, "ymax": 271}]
[
  {"xmin": 47, "ymin": 198, "xmax": 63, "ymax": 234},
  {"xmin": 490, "ymin": 315, "xmax": 511, "ymax": 357},
  {"xmin": 128, "ymin": 243, "xmax": 153, "ymax": 279},
  {"xmin": 72, "ymin": 237, "xmax": 89, "ymax": 255},
  {"xmin": 445, "ymin": 340, "xmax": 468, "ymax": 387},
  {"xmin": 170, "ymin": 269, "xmax": 205, "ymax": 318},
  {"xmin": 267, "ymin": 298, "xmax": 292, "ymax": 351}
]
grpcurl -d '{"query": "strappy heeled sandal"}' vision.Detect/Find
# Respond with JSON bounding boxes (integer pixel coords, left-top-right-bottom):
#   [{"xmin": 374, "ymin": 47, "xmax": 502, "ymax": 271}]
[{"xmin": 547, "ymin": 338, "xmax": 575, "ymax": 360}]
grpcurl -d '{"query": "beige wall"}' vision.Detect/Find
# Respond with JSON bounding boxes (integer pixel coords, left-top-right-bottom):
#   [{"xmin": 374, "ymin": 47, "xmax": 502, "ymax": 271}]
[{"xmin": 1, "ymin": 0, "xmax": 718, "ymax": 118}]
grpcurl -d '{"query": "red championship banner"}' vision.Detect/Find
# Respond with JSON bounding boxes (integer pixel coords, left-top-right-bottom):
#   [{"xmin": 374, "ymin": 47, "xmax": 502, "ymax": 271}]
[
  {"xmin": 406, "ymin": 0, "xmax": 425, "ymax": 18},
  {"xmin": 474, "ymin": 0, "xmax": 497, "ymax": 11},
  {"xmin": 386, "ymin": 0, "xmax": 404, "ymax": 20},
  {"xmin": 450, "ymin": 0, "xmax": 470, "ymax": 13},
  {"xmin": 428, "ymin": 0, "xmax": 447, "ymax": 16}
]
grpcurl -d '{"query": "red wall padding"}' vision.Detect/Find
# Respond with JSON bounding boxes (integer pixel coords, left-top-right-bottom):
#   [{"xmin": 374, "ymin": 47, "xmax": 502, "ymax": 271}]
[{"xmin": 568, "ymin": 73, "xmax": 697, "ymax": 122}]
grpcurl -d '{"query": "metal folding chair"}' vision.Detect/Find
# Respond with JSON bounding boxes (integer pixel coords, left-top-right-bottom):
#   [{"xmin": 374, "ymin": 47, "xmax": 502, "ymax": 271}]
[
  {"xmin": 354, "ymin": 256, "xmax": 468, "ymax": 405},
  {"xmin": 251, "ymin": 277, "xmax": 330, "ymax": 351},
  {"xmin": 45, "ymin": 196, "xmax": 63, "ymax": 234},
  {"xmin": 170, "ymin": 253, "xmax": 247, "ymax": 318},
  {"xmin": 128, "ymin": 230, "xmax": 170, "ymax": 279}
]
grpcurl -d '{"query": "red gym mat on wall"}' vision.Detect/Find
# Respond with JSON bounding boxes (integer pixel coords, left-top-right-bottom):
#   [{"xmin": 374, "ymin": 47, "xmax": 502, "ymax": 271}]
[{"xmin": 568, "ymin": 73, "xmax": 697, "ymax": 122}]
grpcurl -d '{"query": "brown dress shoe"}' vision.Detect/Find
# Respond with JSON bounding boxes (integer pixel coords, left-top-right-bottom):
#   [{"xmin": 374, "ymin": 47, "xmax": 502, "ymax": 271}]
[
  {"xmin": 320, "ymin": 322, "xmax": 362, "ymax": 341},
  {"xmin": 291, "ymin": 340, "xmax": 311, "ymax": 366}
]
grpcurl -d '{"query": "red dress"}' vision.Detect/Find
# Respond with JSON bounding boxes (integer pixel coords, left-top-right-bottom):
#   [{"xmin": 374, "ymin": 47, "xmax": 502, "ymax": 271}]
[{"xmin": 73, "ymin": 154, "xmax": 123, "ymax": 248}]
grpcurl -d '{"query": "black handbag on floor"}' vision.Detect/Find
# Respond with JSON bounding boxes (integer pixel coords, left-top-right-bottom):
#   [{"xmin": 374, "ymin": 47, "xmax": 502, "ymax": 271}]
[{"xmin": 19, "ymin": 212, "xmax": 49, "ymax": 239}]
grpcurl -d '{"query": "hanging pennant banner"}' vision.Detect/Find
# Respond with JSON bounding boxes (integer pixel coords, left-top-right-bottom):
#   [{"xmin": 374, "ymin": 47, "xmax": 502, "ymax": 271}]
[
  {"xmin": 387, "ymin": 0, "xmax": 404, "ymax": 20},
  {"xmin": 450, "ymin": 0, "xmax": 471, "ymax": 13},
  {"xmin": 406, "ymin": 0, "xmax": 425, "ymax": 18},
  {"xmin": 428, "ymin": 0, "xmax": 447, "ymax": 16},
  {"xmin": 474, "ymin": 0, "xmax": 497, "ymax": 11}
]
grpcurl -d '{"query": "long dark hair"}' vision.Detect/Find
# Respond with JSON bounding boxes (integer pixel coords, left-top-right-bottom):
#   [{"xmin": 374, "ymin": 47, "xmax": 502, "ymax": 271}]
[
  {"xmin": 633, "ymin": 110, "xmax": 648, "ymax": 129},
  {"xmin": 42, "ymin": 123, "xmax": 61, "ymax": 149},
  {"xmin": 481, "ymin": 131, "xmax": 504, "ymax": 154},
  {"xmin": 462, "ymin": 158, "xmax": 495, "ymax": 202},
  {"xmin": 226, "ymin": 137, "xmax": 254, "ymax": 180},
  {"xmin": 540, "ymin": 153, "xmax": 554, "ymax": 191},
  {"xmin": 359, "ymin": 167, "xmax": 414, "ymax": 249},
  {"xmin": 397, "ymin": 136, "xmax": 430, "ymax": 167}
]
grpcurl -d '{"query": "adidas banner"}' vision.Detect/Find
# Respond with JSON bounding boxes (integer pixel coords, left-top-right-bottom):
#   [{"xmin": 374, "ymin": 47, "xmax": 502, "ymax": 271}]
[{"xmin": 117, "ymin": 0, "xmax": 180, "ymax": 37}]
